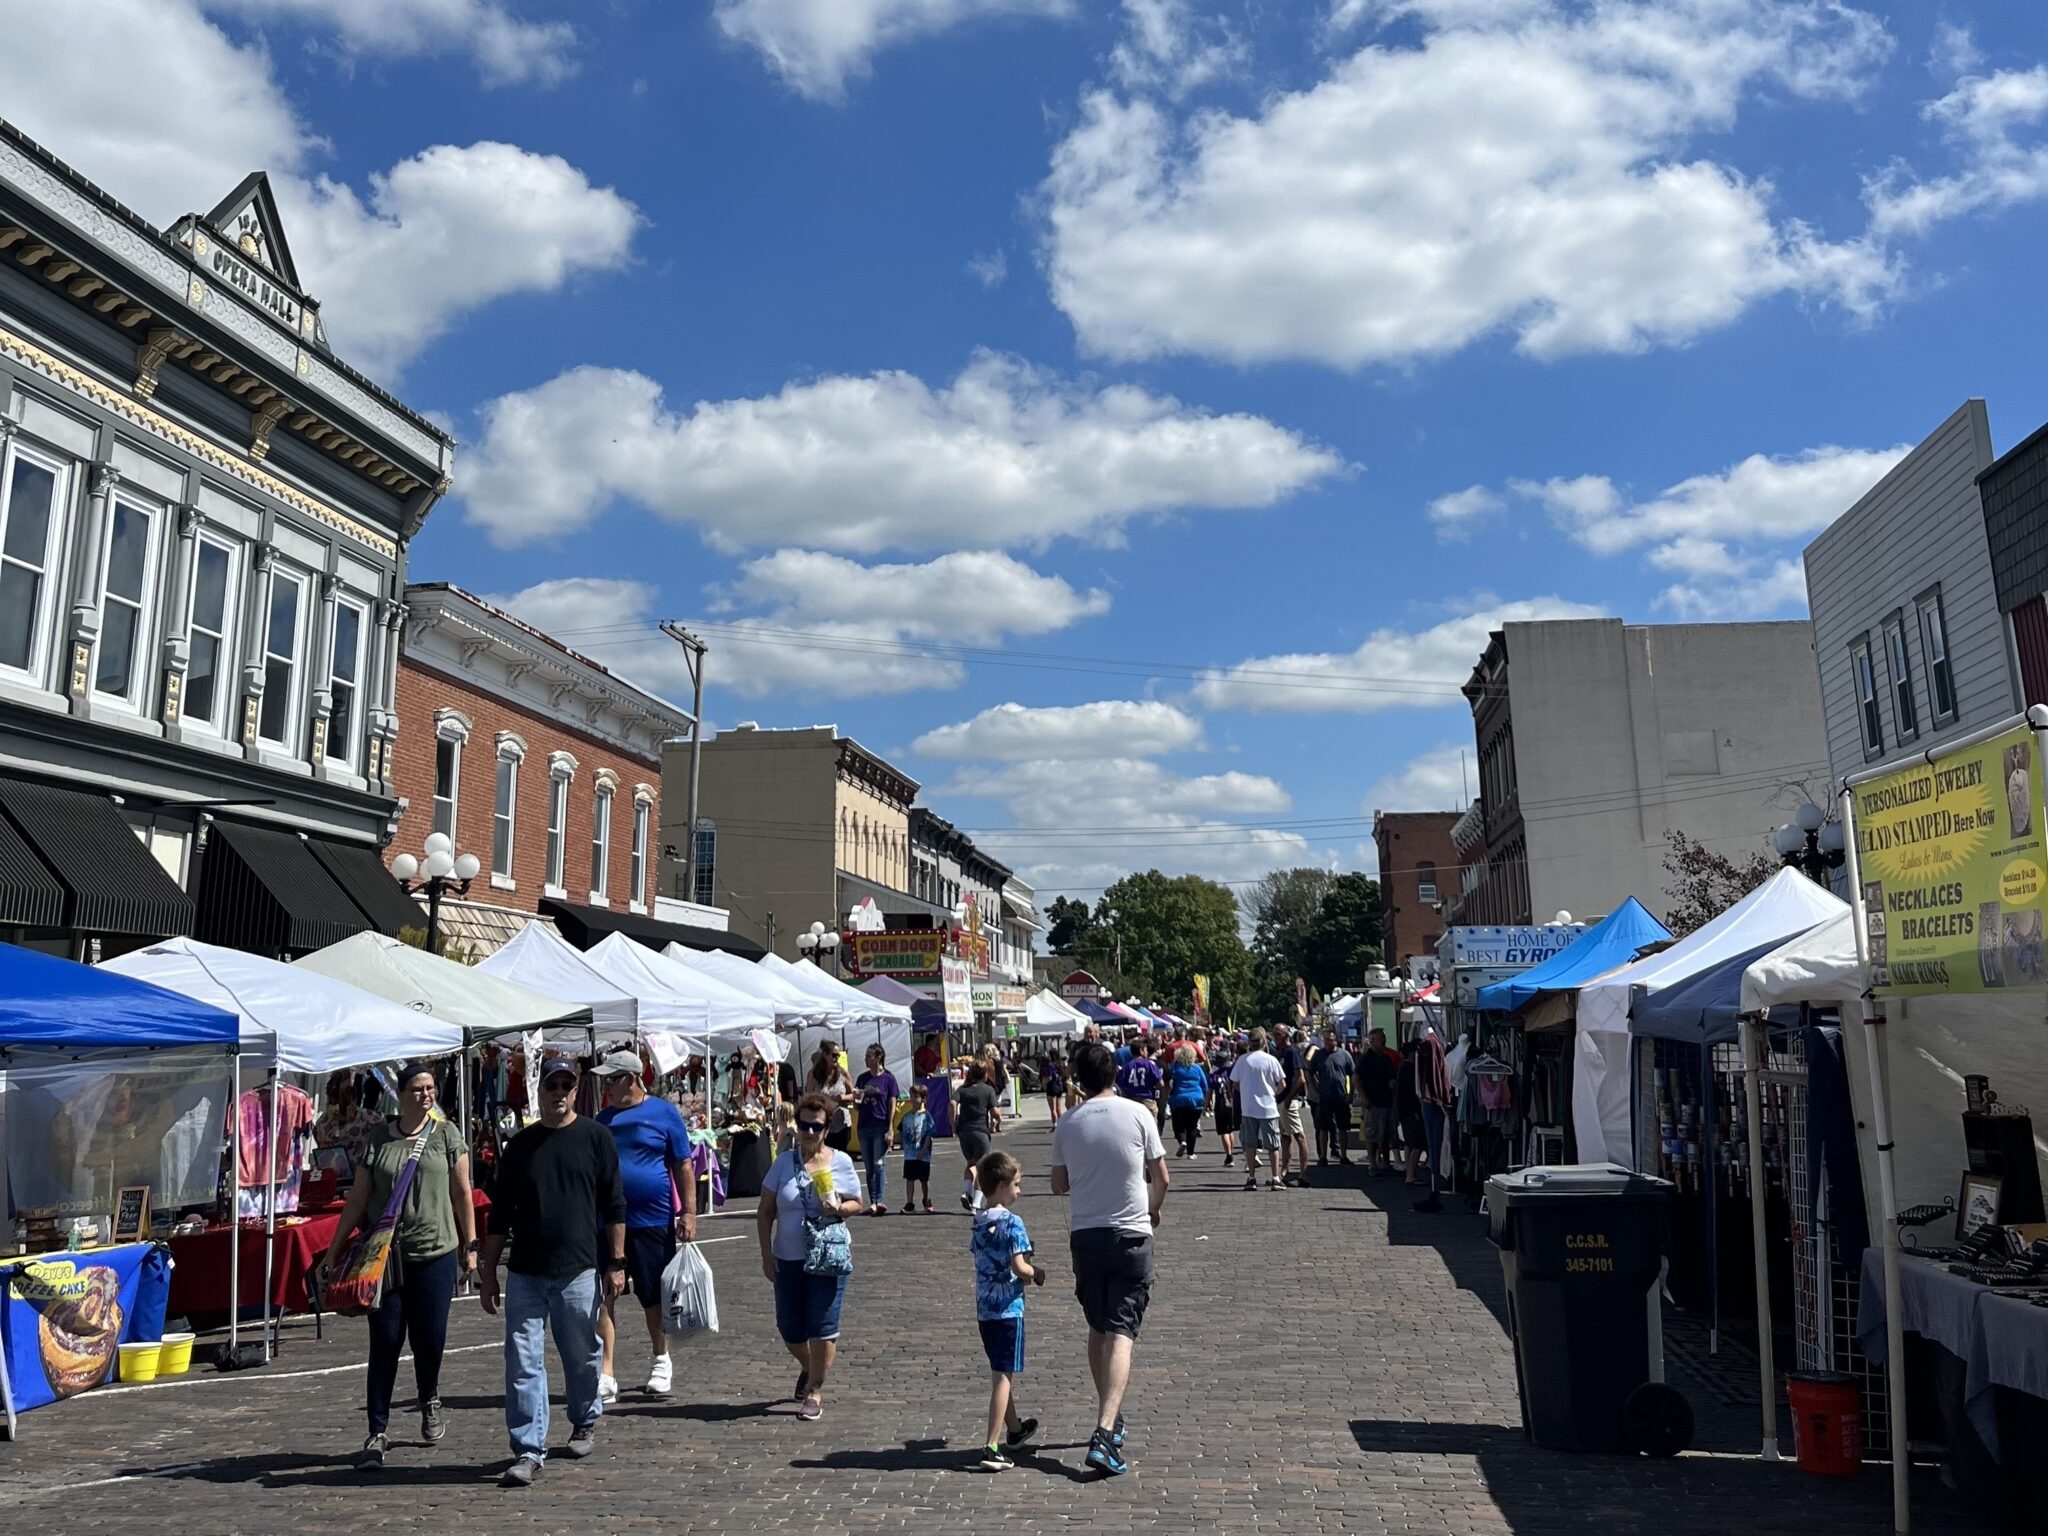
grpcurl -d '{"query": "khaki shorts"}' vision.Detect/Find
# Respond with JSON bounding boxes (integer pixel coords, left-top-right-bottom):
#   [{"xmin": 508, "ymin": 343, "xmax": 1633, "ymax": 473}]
[{"xmin": 1280, "ymin": 1100, "xmax": 1305, "ymax": 1137}]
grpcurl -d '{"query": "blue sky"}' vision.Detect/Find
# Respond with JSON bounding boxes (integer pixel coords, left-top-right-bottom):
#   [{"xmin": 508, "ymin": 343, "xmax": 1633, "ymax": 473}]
[{"xmin": 6, "ymin": 0, "xmax": 2048, "ymax": 903}]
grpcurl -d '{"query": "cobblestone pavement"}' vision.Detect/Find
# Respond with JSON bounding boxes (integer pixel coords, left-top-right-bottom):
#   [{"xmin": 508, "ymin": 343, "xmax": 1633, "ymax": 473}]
[{"xmin": 0, "ymin": 1118, "xmax": 2008, "ymax": 1534}]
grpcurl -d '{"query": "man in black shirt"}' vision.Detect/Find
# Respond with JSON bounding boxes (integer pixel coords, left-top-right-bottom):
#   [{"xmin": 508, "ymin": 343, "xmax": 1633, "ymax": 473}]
[
  {"xmin": 954, "ymin": 1062, "xmax": 1001, "ymax": 1211},
  {"xmin": 1357, "ymin": 1028, "xmax": 1398, "ymax": 1174},
  {"xmin": 1272, "ymin": 1026, "xmax": 1309, "ymax": 1186},
  {"xmin": 480, "ymin": 1054, "xmax": 626, "ymax": 1487}
]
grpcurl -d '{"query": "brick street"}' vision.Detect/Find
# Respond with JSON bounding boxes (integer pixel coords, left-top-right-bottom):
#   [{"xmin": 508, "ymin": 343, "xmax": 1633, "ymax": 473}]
[{"xmin": 0, "ymin": 1119, "xmax": 2003, "ymax": 1535}]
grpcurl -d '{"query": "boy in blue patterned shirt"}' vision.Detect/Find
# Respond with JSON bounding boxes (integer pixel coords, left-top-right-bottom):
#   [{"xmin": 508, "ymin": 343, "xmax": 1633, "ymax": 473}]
[{"xmin": 969, "ymin": 1151, "xmax": 1043, "ymax": 1471}]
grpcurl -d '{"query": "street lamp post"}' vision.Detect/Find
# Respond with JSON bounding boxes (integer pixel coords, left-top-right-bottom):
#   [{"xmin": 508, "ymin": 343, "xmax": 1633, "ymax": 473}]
[
  {"xmin": 391, "ymin": 831, "xmax": 481, "ymax": 953},
  {"xmin": 798, "ymin": 919, "xmax": 842, "ymax": 976},
  {"xmin": 1772, "ymin": 801, "xmax": 1846, "ymax": 887}
]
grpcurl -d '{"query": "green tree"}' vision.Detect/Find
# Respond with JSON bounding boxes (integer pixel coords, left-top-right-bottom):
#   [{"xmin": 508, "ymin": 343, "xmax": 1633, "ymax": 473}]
[
  {"xmin": 1093, "ymin": 870, "xmax": 1251, "ymax": 1019},
  {"xmin": 1044, "ymin": 895, "xmax": 1095, "ymax": 956},
  {"xmin": 1661, "ymin": 829, "xmax": 1778, "ymax": 937},
  {"xmin": 1241, "ymin": 868, "xmax": 1332, "ymax": 970},
  {"xmin": 1301, "ymin": 872, "xmax": 1383, "ymax": 990}
]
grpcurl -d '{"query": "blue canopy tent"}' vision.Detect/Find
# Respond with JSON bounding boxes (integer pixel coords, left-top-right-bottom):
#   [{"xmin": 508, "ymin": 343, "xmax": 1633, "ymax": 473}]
[
  {"xmin": 0, "ymin": 941, "xmax": 237, "ymax": 1055},
  {"xmin": 1473, "ymin": 897, "xmax": 1672, "ymax": 1013},
  {"xmin": 1073, "ymin": 998, "xmax": 1121, "ymax": 1026}
]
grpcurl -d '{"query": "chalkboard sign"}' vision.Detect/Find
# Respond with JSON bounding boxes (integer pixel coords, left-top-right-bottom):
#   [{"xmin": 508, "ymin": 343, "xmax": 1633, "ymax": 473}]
[{"xmin": 112, "ymin": 1185, "xmax": 151, "ymax": 1244}]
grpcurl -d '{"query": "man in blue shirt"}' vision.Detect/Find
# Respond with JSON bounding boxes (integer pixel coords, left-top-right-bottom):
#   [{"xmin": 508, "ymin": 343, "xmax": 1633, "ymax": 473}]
[{"xmin": 592, "ymin": 1051, "xmax": 697, "ymax": 1399}]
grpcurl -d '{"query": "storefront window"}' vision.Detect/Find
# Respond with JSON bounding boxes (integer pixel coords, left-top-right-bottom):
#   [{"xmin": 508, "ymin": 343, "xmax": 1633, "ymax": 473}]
[
  {"xmin": 0, "ymin": 447, "xmax": 63, "ymax": 679},
  {"xmin": 94, "ymin": 499, "xmax": 159, "ymax": 707},
  {"xmin": 258, "ymin": 567, "xmax": 305, "ymax": 747},
  {"xmin": 185, "ymin": 535, "xmax": 237, "ymax": 730}
]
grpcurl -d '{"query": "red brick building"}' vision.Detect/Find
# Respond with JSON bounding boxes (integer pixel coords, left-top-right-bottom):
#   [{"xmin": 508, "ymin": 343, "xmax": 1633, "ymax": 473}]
[
  {"xmin": 389, "ymin": 584, "xmax": 695, "ymax": 953},
  {"xmin": 1372, "ymin": 810, "xmax": 1461, "ymax": 979}
]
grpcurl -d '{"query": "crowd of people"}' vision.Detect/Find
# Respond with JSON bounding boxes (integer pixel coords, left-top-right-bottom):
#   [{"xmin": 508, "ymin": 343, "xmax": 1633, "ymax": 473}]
[{"xmin": 316, "ymin": 1017, "xmax": 1418, "ymax": 1486}]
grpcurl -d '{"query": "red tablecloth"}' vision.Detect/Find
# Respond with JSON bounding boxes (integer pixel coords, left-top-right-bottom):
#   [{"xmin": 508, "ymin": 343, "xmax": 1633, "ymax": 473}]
[{"xmin": 166, "ymin": 1192, "xmax": 490, "ymax": 1321}]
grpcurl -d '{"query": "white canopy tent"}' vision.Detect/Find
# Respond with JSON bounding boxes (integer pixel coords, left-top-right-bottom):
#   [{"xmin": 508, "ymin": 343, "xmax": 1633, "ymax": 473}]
[
  {"xmin": 1574, "ymin": 868, "xmax": 1847, "ymax": 1166},
  {"xmin": 666, "ymin": 946, "xmax": 828, "ymax": 1022},
  {"xmin": 101, "ymin": 936, "xmax": 468, "ymax": 1358},
  {"xmin": 1022, "ymin": 989, "xmax": 1086, "ymax": 1038},
  {"xmin": 296, "ymin": 932, "xmax": 592, "ymax": 1038},
  {"xmin": 480, "ymin": 922, "xmax": 637, "ymax": 1040},
  {"xmin": 765, "ymin": 957, "xmax": 916, "ymax": 1083},
  {"xmin": 586, "ymin": 933, "xmax": 769, "ymax": 1052},
  {"xmin": 784, "ymin": 956, "xmax": 915, "ymax": 1024}
]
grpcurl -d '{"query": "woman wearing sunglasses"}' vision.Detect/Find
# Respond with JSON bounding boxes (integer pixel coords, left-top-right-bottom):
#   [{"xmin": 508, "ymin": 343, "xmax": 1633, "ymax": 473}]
[{"xmin": 757, "ymin": 1091, "xmax": 864, "ymax": 1420}]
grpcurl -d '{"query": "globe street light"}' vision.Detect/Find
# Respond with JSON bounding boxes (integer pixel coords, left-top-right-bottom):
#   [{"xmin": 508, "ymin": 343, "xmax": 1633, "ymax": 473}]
[
  {"xmin": 392, "ymin": 830, "xmax": 480, "ymax": 953},
  {"xmin": 1774, "ymin": 803, "xmax": 1846, "ymax": 886},
  {"xmin": 798, "ymin": 919, "xmax": 842, "ymax": 976}
]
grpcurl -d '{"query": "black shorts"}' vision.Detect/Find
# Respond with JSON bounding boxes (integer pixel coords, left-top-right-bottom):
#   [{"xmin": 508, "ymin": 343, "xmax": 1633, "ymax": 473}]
[
  {"xmin": 623, "ymin": 1224, "xmax": 676, "ymax": 1305},
  {"xmin": 902, "ymin": 1159, "xmax": 932, "ymax": 1183},
  {"xmin": 958, "ymin": 1129, "xmax": 993, "ymax": 1164},
  {"xmin": 1070, "ymin": 1228, "xmax": 1153, "ymax": 1339}
]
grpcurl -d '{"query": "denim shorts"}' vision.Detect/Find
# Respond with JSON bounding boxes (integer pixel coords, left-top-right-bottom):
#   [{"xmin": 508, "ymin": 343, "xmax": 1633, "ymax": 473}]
[
  {"xmin": 773, "ymin": 1259, "xmax": 849, "ymax": 1344},
  {"xmin": 978, "ymin": 1317, "xmax": 1026, "ymax": 1374}
]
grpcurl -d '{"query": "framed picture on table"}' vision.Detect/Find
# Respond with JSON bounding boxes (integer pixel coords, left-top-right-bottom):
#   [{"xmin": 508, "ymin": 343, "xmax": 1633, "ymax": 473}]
[{"xmin": 1958, "ymin": 1172, "xmax": 2003, "ymax": 1241}]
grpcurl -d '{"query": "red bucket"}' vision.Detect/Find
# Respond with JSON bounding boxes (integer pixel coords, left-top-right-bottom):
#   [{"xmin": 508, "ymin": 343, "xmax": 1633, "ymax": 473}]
[{"xmin": 1787, "ymin": 1372, "xmax": 1862, "ymax": 1476}]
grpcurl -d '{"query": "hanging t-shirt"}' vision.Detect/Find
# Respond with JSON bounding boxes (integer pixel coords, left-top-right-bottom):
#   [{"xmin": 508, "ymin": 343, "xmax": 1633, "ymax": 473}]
[{"xmin": 236, "ymin": 1084, "xmax": 314, "ymax": 1215}]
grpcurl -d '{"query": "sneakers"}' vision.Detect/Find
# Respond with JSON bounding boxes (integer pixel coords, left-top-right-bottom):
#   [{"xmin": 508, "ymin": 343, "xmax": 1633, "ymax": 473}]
[
  {"xmin": 355, "ymin": 1433, "xmax": 387, "ymax": 1472},
  {"xmin": 598, "ymin": 1373, "xmax": 619, "ymax": 1404},
  {"xmin": 1267, "ymin": 1179, "xmax": 1284, "ymax": 1191},
  {"xmin": 645, "ymin": 1354, "xmax": 673, "ymax": 1397},
  {"xmin": 502, "ymin": 1455, "xmax": 541, "ymax": 1488},
  {"xmin": 976, "ymin": 1444, "xmax": 1014, "ymax": 1472},
  {"xmin": 1084, "ymin": 1428, "xmax": 1129, "ymax": 1477},
  {"xmin": 960, "ymin": 1192, "xmax": 974, "ymax": 1211},
  {"xmin": 1112, "ymin": 1413, "xmax": 1126, "ymax": 1449},
  {"xmin": 901, "ymin": 1201, "xmax": 916, "ymax": 1214},
  {"xmin": 798, "ymin": 1396, "xmax": 824, "ymax": 1421},
  {"xmin": 564, "ymin": 1423, "xmax": 597, "ymax": 1459},
  {"xmin": 1005, "ymin": 1416, "xmax": 1040, "ymax": 1449},
  {"xmin": 421, "ymin": 1398, "xmax": 445, "ymax": 1443},
  {"xmin": 1222, "ymin": 1153, "xmax": 1235, "ymax": 1167},
  {"xmin": 1243, "ymin": 1175, "xmax": 1257, "ymax": 1191}
]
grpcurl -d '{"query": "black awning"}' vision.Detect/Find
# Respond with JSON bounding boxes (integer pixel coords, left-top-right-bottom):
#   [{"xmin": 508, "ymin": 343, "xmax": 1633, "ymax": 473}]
[
  {"xmin": 308, "ymin": 838, "xmax": 426, "ymax": 937},
  {"xmin": 195, "ymin": 819, "xmax": 370, "ymax": 955},
  {"xmin": 0, "ymin": 773, "xmax": 195, "ymax": 937},
  {"xmin": 538, "ymin": 895, "xmax": 766, "ymax": 959},
  {"xmin": 0, "ymin": 804, "xmax": 64, "ymax": 927}
]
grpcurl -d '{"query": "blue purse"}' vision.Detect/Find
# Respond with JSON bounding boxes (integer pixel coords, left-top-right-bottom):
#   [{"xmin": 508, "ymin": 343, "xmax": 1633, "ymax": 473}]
[{"xmin": 799, "ymin": 1172, "xmax": 853, "ymax": 1276}]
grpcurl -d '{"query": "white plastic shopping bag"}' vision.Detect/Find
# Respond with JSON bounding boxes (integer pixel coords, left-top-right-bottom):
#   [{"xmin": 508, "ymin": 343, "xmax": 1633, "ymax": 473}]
[{"xmin": 663, "ymin": 1243, "xmax": 719, "ymax": 1336}]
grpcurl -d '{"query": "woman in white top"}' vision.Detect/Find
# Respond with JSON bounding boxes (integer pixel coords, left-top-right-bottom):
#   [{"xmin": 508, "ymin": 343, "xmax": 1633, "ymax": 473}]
[{"xmin": 756, "ymin": 1090, "xmax": 863, "ymax": 1421}]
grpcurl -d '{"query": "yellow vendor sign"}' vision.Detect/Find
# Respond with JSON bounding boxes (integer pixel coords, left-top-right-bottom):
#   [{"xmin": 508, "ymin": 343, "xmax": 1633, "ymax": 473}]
[{"xmin": 1855, "ymin": 723, "xmax": 2048, "ymax": 996}]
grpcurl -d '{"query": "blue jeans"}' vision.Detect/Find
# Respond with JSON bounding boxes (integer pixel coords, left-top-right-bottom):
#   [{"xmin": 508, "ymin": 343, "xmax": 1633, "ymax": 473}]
[
  {"xmin": 503, "ymin": 1268, "xmax": 603, "ymax": 1463},
  {"xmin": 858, "ymin": 1123, "xmax": 890, "ymax": 1205}
]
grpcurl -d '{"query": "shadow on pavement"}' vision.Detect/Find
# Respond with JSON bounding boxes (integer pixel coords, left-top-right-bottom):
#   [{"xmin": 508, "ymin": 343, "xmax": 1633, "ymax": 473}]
[
  {"xmin": 791, "ymin": 1439, "xmax": 1098, "ymax": 1482},
  {"xmin": 129, "ymin": 1451, "xmax": 499, "ymax": 1489}
]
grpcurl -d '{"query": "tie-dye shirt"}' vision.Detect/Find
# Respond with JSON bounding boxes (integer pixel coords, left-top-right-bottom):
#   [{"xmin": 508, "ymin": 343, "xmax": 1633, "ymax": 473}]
[{"xmin": 970, "ymin": 1205, "xmax": 1032, "ymax": 1321}]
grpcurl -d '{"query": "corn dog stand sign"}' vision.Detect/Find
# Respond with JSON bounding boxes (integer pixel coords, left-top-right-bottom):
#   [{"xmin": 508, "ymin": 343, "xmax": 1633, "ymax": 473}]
[{"xmin": 1854, "ymin": 722, "xmax": 2048, "ymax": 997}]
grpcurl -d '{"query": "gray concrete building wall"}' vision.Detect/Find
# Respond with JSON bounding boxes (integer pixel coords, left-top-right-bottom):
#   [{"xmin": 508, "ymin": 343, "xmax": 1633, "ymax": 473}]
[
  {"xmin": 1804, "ymin": 399, "xmax": 2013, "ymax": 783},
  {"xmin": 663, "ymin": 725, "xmax": 839, "ymax": 957},
  {"xmin": 1503, "ymin": 618, "xmax": 1829, "ymax": 925}
]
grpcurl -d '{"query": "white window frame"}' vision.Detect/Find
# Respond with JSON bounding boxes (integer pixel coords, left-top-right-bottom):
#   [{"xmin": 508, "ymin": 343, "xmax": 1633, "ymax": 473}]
[
  {"xmin": 0, "ymin": 440, "xmax": 72, "ymax": 688},
  {"xmin": 1851, "ymin": 634, "xmax": 1883, "ymax": 758},
  {"xmin": 492, "ymin": 731, "xmax": 526, "ymax": 890},
  {"xmin": 182, "ymin": 530, "xmax": 240, "ymax": 734},
  {"xmin": 590, "ymin": 775, "xmax": 615, "ymax": 905},
  {"xmin": 630, "ymin": 788, "xmax": 652, "ymax": 913},
  {"xmin": 91, "ymin": 494, "xmax": 164, "ymax": 713},
  {"xmin": 1918, "ymin": 586, "xmax": 1957, "ymax": 725},
  {"xmin": 256, "ymin": 564, "xmax": 309, "ymax": 750},
  {"xmin": 431, "ymin": 709, "xmax": 470, "ymax": 843},
  {"xmin": 545, "ymin": 750, "xmax": 577, "ymax": 899},
  {"xmin": 326, "ymin": 595, "xmax": 370, "ymax": 771}
]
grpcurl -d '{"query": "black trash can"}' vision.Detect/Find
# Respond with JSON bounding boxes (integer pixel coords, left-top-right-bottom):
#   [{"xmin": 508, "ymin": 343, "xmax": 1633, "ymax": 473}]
[{"xmin": 1486, "ymin": 1163, "xmax": 1690, "ymax": 1455}]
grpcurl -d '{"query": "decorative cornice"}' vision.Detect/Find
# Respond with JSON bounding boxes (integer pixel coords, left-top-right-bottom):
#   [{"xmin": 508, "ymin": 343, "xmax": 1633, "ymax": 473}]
[{"xmin": 0, "ymin": 322, "xmax": 397, "ymax": 559}]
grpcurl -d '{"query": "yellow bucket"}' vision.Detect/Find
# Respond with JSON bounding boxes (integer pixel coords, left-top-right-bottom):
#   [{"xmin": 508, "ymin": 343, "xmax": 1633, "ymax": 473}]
[
  {"xmin": 118, "ymin": 1341, "xmax": 161, "ymax": 1383},
  {"xmin": 157, "ymin": 1332, "xmax": 195, "ymax": 1375}
]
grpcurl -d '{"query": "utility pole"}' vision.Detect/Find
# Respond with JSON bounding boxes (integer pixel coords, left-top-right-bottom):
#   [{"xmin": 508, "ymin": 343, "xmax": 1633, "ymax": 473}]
[
  {"xmin": 661, "ymin": 622, "xmax": 708, "ymax": 903},
  {"xmin": 766, "ymin": 910, "xmax": 778, "ymax": 958}
]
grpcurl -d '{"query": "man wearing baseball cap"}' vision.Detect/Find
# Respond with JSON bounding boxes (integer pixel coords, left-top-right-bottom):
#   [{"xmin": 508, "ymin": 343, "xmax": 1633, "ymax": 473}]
[
  {"xmin": 592, "ymin": 1049, "xmax": 697, "ymax": 1400},
  {"xmin": 480, "ymin": 1053, "xmax": 627, "ymax": 1487}
]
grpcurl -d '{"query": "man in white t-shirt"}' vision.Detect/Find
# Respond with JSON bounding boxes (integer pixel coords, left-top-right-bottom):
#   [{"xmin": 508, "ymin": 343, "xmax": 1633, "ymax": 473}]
[
  {"xmin": 1050, "ymin": 1040, "xmax": 1167, "ymax": 1478},
  {"xmin": 1228, "ymin": 1029, "xmax": 1287, "ymax": 1192}
]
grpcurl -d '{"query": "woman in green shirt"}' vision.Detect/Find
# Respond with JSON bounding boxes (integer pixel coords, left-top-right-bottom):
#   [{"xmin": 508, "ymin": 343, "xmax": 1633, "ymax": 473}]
[{"xmin": 319, "ymin": 1062, "xmax": 477, "ymax": 1472}]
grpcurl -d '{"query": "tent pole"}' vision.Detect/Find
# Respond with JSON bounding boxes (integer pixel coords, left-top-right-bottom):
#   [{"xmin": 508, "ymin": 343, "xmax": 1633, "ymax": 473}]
[
  {"xmin": 1703, "ymin": 1037, "xmax": 1718, "ymax": 1356},
  {"xmin": 457, "ymin": 1043, "xmax": 471, "ymax": 1295},
  {"xmin": 262, "ymin": 1071, "xmax": 279, "ymax": 1361},
  {"xmin": 228, "ymin": 1048, "xmax": 241, "ymax": 1353},
  {"xmin": 1741, "ymin": 1014, "xmax": 1780, "ymax": 1460},
  {"xmin": 1839, "ymin": 779, "xmax": 1908, "ymax": 1535}
]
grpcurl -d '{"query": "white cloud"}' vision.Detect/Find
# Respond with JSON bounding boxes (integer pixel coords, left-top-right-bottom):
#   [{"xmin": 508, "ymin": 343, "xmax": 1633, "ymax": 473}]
[
  {"xmin": 459, "ymin": 351, "xmax": 1342, "ymax": 553},
  {"xmin": 283, "ymin": 145, "xmax": 639, "ymax": 377},
  {"xmin": 913, "ymin": 699, "xmax": 1202, "ymax": 760},
  {"xmin": 944, "ymin": 757, "xmax": 1308, "ymax": 899},
  {"xmin": 714, "ymin": 0, "xmax": 1072, "ymax": 101},
  {"xmin": 967, "ymin": 248, "xmax": 1009, "ymax": 288},
  {"xmin": 1657, "ymin": 555, "xmax": 1810, "ymax": 620},
  {"xmin": 1513, "ymin": 443, "xmax": 1908, "ymax": 557},
  {"xmin": 0, "ymin": 0, "xmax": 636, "ymax": 379},
  {"xmin": 1043, "ymin": 0, "xmax": 1897, "ymax": 370},
  {"xmin": 478, "ymin": 577, "xmax": 699, "ymax": 705},
  {"xmin": 1927, "ymin": 22, "xmax": 1981, "ymax": 80},
  {"xmin": 1111, "ymin": 0, "xmax": 1246, "ymax": 97},
  {"xmin": 204, "ymin": 0, "xmax": 577, "ymax": 85},
  {"xmin": 1193, "ymin": 596, "xmax": 1606, "ymax": 714},
  {"xmin": 1866, "ymin": 66, "xmax": 2048, "ymax": 240},
  {"xmin": 1427, "ymin": 483, "xmax": 1504, "ymax": 539},
  {"xmin": 1363, "ymin": 743, "xmax": 1473, "ymax": 815}
]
